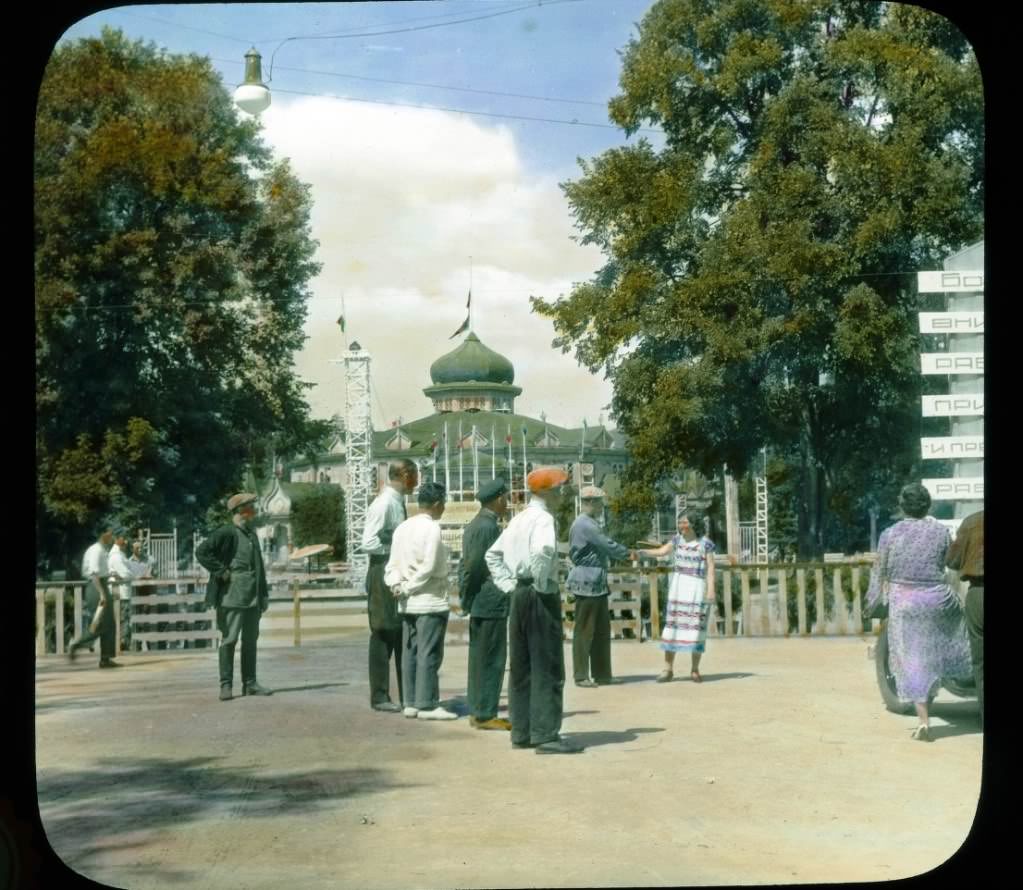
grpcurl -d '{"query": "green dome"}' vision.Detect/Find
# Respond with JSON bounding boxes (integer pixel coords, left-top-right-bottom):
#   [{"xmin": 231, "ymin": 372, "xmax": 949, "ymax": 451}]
[{"xmin": 430, "ymin": 332, "xmax": 515, "ymax": 385}]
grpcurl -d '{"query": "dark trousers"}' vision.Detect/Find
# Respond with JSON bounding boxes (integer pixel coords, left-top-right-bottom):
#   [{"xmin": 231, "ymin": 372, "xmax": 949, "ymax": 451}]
[
  {"xmin": 119, "ymin": 595, "xmax": 133, "ymax": 651},
  {"xmin": 572, "ymin": 594, "xmax": 612, "ymax": 683},
  {"xmin": 366, "ymin": 559, "xmax": 403, "ymax": 706},
  {"xmin": 217, "ymin": 606, "xmax": 261, "ymax": 688},
  {"xmin": 76, "ymin": 579, "xmax": 116, "ymax": 660},
  {"xmin": 965, "ymin": 586, "xmax": 983, "ymax": 727},
  {"xmin": 468, "ymin": 617, "xmax": 508, "ymax": 721},
  {"xmin": 402, "ymin": 612, "xmax": 449, "ymax": 710},
  {"xmin": 508, "ymin": 583, "xmax": 565, "ymax": 746}
]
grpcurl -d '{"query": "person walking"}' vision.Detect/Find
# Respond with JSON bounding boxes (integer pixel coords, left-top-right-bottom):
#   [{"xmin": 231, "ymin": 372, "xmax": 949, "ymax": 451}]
[
  {"xmin": 363, "ymin": 459, "xmax": 418, "ymax": 712},
  {"xmin": 486, "ymin": 467, "xmax": 582, "ymax": 755},
  {"xmin": 866, "ymin": 483, "xmax": 972, "ymax": 741},
  {"xmin": 638, "ymin": 511, "xmax": 717, "ymax": 683},
  {"xmin": 945, "ymin": 509, "xmax": 984, "ymax": 728},
  {"xmin": 107, "ymin": 529, "xmax": 139, "ymax": 652},
  {"xmin": 459, "ymin": 478, "xmax": 512, "ymax": 730},
  {"xmin": 196, "ymin": 493, "xmax": 272, "ymax": 701},
  {"xmin": 385, "ymin": 481, "xmax": 458, "ymax": 721},
  {"xmin": 69, "ymin": 525, "xmax": 120, "ymax": 667},
  {"xmin": 566, "ymin": 486, "xmax": 635, "ymax": 688}
]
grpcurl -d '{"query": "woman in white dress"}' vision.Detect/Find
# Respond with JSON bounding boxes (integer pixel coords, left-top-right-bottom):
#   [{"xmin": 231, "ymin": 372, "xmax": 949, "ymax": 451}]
[{"xmin": 639, "ymin": 513, "xmax": 716, "ymax": 683}]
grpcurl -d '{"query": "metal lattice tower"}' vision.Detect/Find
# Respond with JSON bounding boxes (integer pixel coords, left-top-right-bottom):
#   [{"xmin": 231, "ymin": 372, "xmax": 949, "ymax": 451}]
[
  {"xmin": 755, "ymin": 448, "xmax": 769, "ymax": 564},
  {"xmin": 341, "ymin": 343, "xmax": 373, "ymax": 590}
]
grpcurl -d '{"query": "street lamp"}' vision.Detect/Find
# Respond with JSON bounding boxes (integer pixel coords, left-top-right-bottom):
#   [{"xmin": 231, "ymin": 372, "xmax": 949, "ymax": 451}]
[{"xmin": 233, "ymin": 48, "xmax": 271, "ymax": 115}]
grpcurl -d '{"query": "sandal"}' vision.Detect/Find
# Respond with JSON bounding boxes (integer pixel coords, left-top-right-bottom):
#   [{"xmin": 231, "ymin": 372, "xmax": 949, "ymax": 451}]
[
  {"xmin": 911, "ymin": 724, "xmax": 932, "ymax": 742},
  {"xmin": 691, "ymin": 670, "xmax": 703, "ymax": 683},
  {"xmin": 655, "ymin": 669, "xmax": 673, "ymax": 683}
]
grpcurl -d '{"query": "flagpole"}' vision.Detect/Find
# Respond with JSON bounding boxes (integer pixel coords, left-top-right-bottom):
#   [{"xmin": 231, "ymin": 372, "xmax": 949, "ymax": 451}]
[
  {"xmin": 444, "ymin": 421, "xmax": 451, "ymax": 496},
  {"xmin": 472, "ymin": 424, "xmax": 479, "ymax": 494},
  {"xmin": 507, "ymin": 424, "xmax": 513, "ymax": 507},
  {"xmin": 521, "ymin": 425, "xmax": 528, "ymax": 502},
  {"xmin": 458, "ymin": 418, "xmax": 464, "ymax": 501}
]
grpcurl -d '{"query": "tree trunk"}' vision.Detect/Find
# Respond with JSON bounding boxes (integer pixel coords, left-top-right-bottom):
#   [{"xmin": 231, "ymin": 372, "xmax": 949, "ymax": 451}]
[{"xmin": 797, "ymin": 405, "xmax": 825, "ymax": 561}]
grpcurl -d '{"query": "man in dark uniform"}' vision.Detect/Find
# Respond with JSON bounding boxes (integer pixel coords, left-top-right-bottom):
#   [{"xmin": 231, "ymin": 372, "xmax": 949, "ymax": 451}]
[
  {"xmin": 946, "ymin": 510, "xmax": 983, "ymax": 727},
  {"xmin": 362, "ymin": 459, "xmax": 418, "ymax": 712},
  {"xmin": 196, "ymin": 492, "xmax": 272, "ymax": 701},
  {"xmin": 459, "ymin": 478, "xmax": 512, "ymax": 731},
  {"xmin": 486, "ymin": 467, "xmax": 583, "ymax": 755},
  {"xmin": 566, "ymin": 486, "xmax": 636, "ymax": 688}
]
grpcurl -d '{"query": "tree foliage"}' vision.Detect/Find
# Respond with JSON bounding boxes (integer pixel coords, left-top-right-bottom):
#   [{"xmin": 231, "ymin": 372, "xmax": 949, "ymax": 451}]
[
  {"xmin": 290, "ymin": 486, "xmax": 346, "ymax": 561},
  {"xmin": 533, "ymin": 1, "xmax": 982, "ymax": 557},
  {"xmin": 35, "ymin": 29, "xmax": 322, "ymax": 572}
]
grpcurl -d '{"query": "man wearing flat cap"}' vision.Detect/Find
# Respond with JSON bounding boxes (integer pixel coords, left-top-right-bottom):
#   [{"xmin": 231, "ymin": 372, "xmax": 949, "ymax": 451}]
[
  {"xmin": 567, "ymin": 486, "xmax": 636, "ymax": 688},
  {"xmin": 486, "ymin": 467, "xmax": 583, "ymax": 754},
  {"xmin": 196, "ymin": 492, "xmax": 272, "ymax": 701},
  {"xmin": 459, "ymin": 477, "xmax": 512, "ymax": 731}
]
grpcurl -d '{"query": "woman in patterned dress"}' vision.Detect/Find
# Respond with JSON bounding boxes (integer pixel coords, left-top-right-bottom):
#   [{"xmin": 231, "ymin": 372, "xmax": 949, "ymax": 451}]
[
  {"xmin": 866, "ymin": 483, "xmax": 972, "ymax": 742},
  {"xmin": 638, "ymin": 512, "xmax": 716, "ymax": 683}
]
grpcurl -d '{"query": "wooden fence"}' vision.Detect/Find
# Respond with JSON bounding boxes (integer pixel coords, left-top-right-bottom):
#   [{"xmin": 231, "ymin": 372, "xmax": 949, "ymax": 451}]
[{"xmin": 35, "ymin": 560, "xmax": 892, "ymax": 656}]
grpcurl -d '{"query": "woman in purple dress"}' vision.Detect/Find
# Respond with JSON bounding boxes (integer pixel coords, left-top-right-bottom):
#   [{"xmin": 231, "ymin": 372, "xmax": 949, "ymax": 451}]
[{"xmin": 866, "ymin": 483, "xmax": 972, "ymax": 741}]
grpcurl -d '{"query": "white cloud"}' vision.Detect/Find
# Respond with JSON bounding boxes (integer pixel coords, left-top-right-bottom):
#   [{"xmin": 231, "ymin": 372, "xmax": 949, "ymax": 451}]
[{"xmin": 259, "ymin": 95, "xmax": 614, "ymax": 429}]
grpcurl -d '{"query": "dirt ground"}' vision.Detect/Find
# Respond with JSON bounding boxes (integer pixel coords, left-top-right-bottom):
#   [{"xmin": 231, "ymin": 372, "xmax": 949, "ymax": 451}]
[{"xmin": 34, "ymin": 634, "xmax": 982, "ymax": 888}]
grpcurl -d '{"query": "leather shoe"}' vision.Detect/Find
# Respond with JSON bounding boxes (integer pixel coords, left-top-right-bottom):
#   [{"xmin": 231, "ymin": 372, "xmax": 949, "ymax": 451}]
[
  {"xmin": 68, "ymin": 641, "xmax": 80, "ymax": 662},
  {"xmin": 535, "ymin": 738, "xmax": 583, "ymax": 755},
  {"xmin": 242, "ymin": 683, "xmax": 273, "ymax": 696},
  {"xmin": 474, "ymin": 718, "xmax": 512, "ymax": 731},
  {"xmin": 372, "ymin": 702, "xmax": 401, "ymax": 712},
  {"xmin": 99, "ymin": 659, "xmax": 121, "ymax": 668},
  {"xmin": 219, "ymin": 686, "xmax": 233, "ymax": 702},
  {"xmin": 575, "ymin": 679, "xmax": 598, "ymax": 688},
  {"xmin": 512, "ymin": 740, "xmax": 537, "ymax": 749}
]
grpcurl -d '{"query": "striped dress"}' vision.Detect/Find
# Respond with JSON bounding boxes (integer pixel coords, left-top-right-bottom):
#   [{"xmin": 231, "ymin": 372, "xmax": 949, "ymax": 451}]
[{"xmin": 660, "ymin": 535, "xmax": 715, "ymax": 654}]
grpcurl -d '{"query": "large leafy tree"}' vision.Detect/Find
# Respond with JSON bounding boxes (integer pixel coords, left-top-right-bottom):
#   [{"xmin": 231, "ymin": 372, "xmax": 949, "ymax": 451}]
[
  {"xmin": 533, "ymin": 0, "xmax": 982, "ymax": 557},
  {"xmin": 36, "ymin": 29, "xmax": 322, "ymax": 572}
]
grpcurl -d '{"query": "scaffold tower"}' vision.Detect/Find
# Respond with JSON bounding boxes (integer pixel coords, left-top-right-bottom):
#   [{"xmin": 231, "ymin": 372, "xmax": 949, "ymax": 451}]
[
  {"xmin": 342, "ymin": 342, "xmax": 373, "ymax": 590},
  {"xmin": 755, "ymin": 448, "xmax": 769, "ymax": 564}
]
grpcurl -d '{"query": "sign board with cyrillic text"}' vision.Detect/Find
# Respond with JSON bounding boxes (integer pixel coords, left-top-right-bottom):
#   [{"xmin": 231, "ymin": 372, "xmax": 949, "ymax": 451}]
[
  {"xmin": 922, "ymin": 478, "xmax": 984, "ymax": 501},
  {"xmin": 917, "ymin": 270, "xmax": 984, "ymax": 293},
  {"xmin": 920, "ymin": 436, "xmax": 984, "ymax": 460},
  {"xmin": 918, "ymin": 312, "xmax": 984, "ymax": 334},
  {"xmin": 921, "ymin": 394, "xmax": 984, "ymax": 417},
  {"xmin": 920, "ymin": 353, "xmax": 984, "ymax": 375}
]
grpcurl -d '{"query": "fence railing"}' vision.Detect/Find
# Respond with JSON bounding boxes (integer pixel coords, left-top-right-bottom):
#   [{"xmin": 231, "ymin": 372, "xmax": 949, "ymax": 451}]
[{"xmin": 35, "ymin": 561, "xmax": 890, "ymax": 656}]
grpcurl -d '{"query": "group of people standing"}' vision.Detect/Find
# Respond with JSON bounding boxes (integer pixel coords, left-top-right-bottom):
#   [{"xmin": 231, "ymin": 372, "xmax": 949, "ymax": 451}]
[{"xmin": 360, "ymin": 459, "xmax": 721, "ymax": 755}]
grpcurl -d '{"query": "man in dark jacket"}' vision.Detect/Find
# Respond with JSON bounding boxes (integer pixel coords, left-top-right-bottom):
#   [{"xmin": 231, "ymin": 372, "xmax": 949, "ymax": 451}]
[
  {"xmin": 196, "ymin": 492, "xmax": 272, "ymax": 701},
  {"xmin": 946, "ymin": 510, "xmax": 983, "ymax": 727},
  {"xmin": 459, "ymin": 478, "xmax": 511, "ymax": 730}
]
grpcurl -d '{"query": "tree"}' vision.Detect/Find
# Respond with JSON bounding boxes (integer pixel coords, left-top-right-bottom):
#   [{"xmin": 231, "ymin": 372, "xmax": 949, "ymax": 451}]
[
  {"xmin": 35, "ymin": 29, "xmax": 322, "ymax": 572},
  {"xmin": 533, "ymin": 1, "xmax": 982, "ymax": 557},
  {"xmin": 290, "ymin": 486, "xmax": 346, "ymax": 561}
]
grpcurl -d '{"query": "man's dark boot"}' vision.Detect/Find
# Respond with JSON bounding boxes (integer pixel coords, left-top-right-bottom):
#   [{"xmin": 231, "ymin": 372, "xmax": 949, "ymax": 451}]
[
  {"xmin": 243, "ymin": 682, "xmax": 272, "ymax": 696},
  {"xmin": 219, "ymin": 685, "xmax": 233, "ymax": 701}
]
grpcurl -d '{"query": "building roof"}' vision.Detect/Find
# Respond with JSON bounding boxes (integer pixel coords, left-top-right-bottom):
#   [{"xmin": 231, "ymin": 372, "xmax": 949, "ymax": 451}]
[{"xmin": 429, "ymin": 332, "xmax": 515, "ymax": 385}]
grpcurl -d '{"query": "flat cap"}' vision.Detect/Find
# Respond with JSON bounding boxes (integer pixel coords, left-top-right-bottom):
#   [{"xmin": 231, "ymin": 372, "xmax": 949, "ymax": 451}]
[
  {"xmin": 579, "ymin": 485, "xmax": 606, "ymax": 500},
  {"xmin": 227, "ymin": 492, "xmax": 258, "ymax": 512},
  {"xmin": 527, "ymin": 466, "xmax": 569, "ymax": 493},
  {"xmin": 476, "ymin": 477, "xmax": 508, "ymax": 504}
]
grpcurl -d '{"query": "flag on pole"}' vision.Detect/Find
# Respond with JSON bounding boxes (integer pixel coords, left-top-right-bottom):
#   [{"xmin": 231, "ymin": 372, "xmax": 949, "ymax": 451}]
[{"xmin": 448, "ymin": 315, "xmax": 469, "ymax": 339}]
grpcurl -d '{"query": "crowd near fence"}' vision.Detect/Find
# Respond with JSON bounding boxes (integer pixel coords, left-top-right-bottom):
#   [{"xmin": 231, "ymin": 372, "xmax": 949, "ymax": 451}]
[{"xmin": 35, "ymin": 556, "xmax": 920, "ymax": 657}]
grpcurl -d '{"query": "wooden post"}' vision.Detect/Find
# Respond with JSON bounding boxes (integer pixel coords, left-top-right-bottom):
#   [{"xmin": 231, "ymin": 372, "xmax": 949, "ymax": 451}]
[
  {"xmin": 722, "ymin": 569, "xmax": 733, "ymax": 637},
  {"xmin": 851, "ymin": 566, "xmax": 864, "ymax": 633},
  {"xmin": 648, "ymin": 570, "xmax": 660, "ymax": 640},
  {"xmin": 55, "ymin": 588, "xmax": 65, "ymax": 655},
  {"xmin": 740, "ymin": 570, "xmax": 752, "ymax": 636},
  {"xmin": 758, "ymin": 569, "xmax": 771, "ymax": 635},
  {"xmin": 832, "ymin": 567, "xmax": 847, "ymax": 635},
  {"xmin": 74, "ymin": 586, "xmax": 83, "ymax": 645},
  {"xmin": 36, "ymin": 589, "xmax": 46, "ymax": 656},
  {"xmin": 814, "ymin": 568, "xmax": 826, "ymax": 635},
  {"xmin": 292, "ymin": 580, "xmax": 301, "ymax": 647},
  {"xmin": 778, "ymin": 570, "xmax": 789, "ymax": 637},
  {"xmin": 796, "ymin": 569, "xmax": 808, "ymax": 636}
]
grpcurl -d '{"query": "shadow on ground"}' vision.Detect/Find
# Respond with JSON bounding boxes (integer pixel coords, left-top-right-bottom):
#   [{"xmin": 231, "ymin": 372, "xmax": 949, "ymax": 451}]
[
  {"xmin": 562, "ymin": 727, "xmax": 665, "ymax": 749},
  {"xmin": 38, "ymin": 756, "xmax": 419, "ymax": 877},
  {"xmin": 266, "ymin": 682, "xmax": 350, "ymax": 695},
  {"xmin": 927, "ymin": 700, "xmax": 982, "ymax": 740}
]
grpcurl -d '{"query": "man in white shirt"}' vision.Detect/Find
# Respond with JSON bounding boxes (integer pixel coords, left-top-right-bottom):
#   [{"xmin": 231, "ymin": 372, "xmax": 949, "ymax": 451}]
[
  {"xmin": 70, "ymin": 524, "xmax": 120, "ymax": 667},
  {"xmin": 486, "ymin": 467, "xmax": 583, "ymax": 754},
  {"xmin": 107, "ymin": 529, "xmax": 135, "ymax": 651},
  {"xmin": 362, "ymin": 458, "xmax": 418, "ymax": 712},
  {"xmin": 385, "ymin": 481, "xmax": 458, "ymax": 720}
]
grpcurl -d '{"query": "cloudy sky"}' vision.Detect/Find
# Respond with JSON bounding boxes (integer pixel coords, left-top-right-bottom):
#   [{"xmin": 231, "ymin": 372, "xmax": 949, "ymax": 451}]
[{"xmin": 57, "ymin": 1, "xmax": 663, "ymax": 429}]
